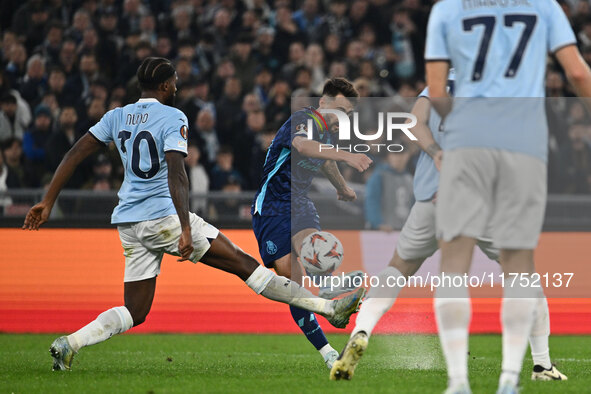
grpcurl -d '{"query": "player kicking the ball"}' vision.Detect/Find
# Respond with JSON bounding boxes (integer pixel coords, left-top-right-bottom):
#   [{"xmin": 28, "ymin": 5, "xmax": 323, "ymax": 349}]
[
  {"xmin": 251, "ymin": 78, "xmax": 372, "ymax": 368},
  {"xmin": 331, "ymin": 72, "xmax": 567, "ymax": 383},
  {"xmin": 23, "ymin": 58, "xmax": 364, "ymax": 371}
]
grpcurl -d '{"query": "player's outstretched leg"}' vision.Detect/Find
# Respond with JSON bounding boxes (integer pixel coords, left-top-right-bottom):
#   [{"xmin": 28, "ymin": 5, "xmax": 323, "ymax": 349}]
[
  {"xmin": 274, "ymin": 253, "xmax": 339, "ymax": 368},
  {"xmin": 50, "ymin": 278, "xmax": 155, "ymax": 371},
  {"xmin": 330, "ymin": 265, "xmax": 404, "ymax": 380},
  {"xmin": 200, "ymin": 232, "xmax": 365, "ymax": 328},
  {"xmin": 498, "ymin": 250, "xmax": 538, "ymax": 393},
  {"xmin": 529, "ymin": 295, "xmax": 567, "ymax": 381},
  {"xmin": 50, "ymin": 306, "xmax": 135, "ymax": 370},
  {"xmin": 331, "ymin": 252, "xmax": 425, "ymax": 380},
  {"xmin": 479, "ymin": 242, "xmax": 567, "ymax": 381}
]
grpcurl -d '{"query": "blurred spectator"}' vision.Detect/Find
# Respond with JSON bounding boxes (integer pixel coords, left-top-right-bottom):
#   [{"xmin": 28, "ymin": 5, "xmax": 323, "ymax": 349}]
[
  {"xmin": 206, "ymin": 7, "xmax": 232, "ymax": 57},
  {"xmin": 185, "ymin": 144, "xmax": 209, "ymax": 215},
  {"xmin": 390, "ymin": 6, "xmax": 421, "ymax": 80},
  {"xmin": 320, "ymin": 0, "xmax": 352, "ymax": 43},
  {"xmin": 181, "ymin": 77, "xmax": 215, "ymax": 133},
  {"xmin": 558, "ymin": 122, "xmax": 591, "ymax": 194},
  {"xmin": 57, "ymin": 39, "xmax": 78, "ymax": 77},
  {"xmin": 365, "ymin": 150, "xmax": 414, "ymax": 231},
  {"xmin": 211, "ymin": 58, "xmax": 236, "ymax": 101},
  {"xmin": 46, "ymin": 106, "xmax": 89, "ymax": 189},
  {"xmin": 253, "ymin": 26, "xmax": 280, "ymax": 72},
  {"xmin": 0, "ymin": 93, "xmax": 26, "ymax": 142},
  {"xmin": 253, "ymin": 65, "xmax": 274, "ymax": 106},
  {"xmin": 231, "ymin": 34, "xmax": 258, "ymax": 94},
  {"xmin": 0, "ymin": 138, "xmax": 22, "ymax": 191},
  {"xmin": 77, "ymin": 98, "xmax": 106, "ymax": 135},
  {"xmin": 19, "ymin": 54, "xmax": 47, "ymax": 106},
  {"xmin": 193, "ymin": 108, "xmax": 220, "ymax": 170},
  {"xmin": 265, "ymin": 79, "xmax": 291, "ymax": 125},
  {"xmin": 248, "ymin": 129, "xmax": 276, "ymax": 189},
  {"xmin": 216, "ymin": 77, "xmax": 243, "ymax": 144},
  {"xmin": 4, "ymin": 43, "xmax": 28, "ymax": 88},
  {"xmin": 34, "ymin": 20, "xmax": 64, "ymax": 65},
  {"xmin": 272, "ymin": 5, "xmax": 306, "ymax": 64},
  {"xmin": 65, "ymin": 9, "xmax": 91, "ymax": 44},
  {"xmin": 234, "ymin": 109, "xmax": 266, "ymax": 185},
  {"xmin": 1, "ymin": 137, "xmax": 26, "ymax": 188},
  {"xmin": 20, "ymin": 2, "xmax": 51, "ymax": 53},
  {"xmin": 83, "ymin": 153, "xmax": 115, "ymax": 191},
  {"xmin": 293, "ymin": 0, "xmax": 323, "ymax": 42},
  {"xmin": 304, "ymin": 43, "xmax": 327, "ymax": 94},
  {"xmin": 47, "ymin": 66, "xmax": 74, "ymax": 107},
  {"xmin": 281, "ymin": 41, "xmax": 306, "ymax": 84},
  {"xmin": 210, "ymin": 146, "xmax": 243, "ymax": 190},
  {"xmin": 23, "ymin": 105, "xmax": 53, "ymax": 187},
  {"xmin": 120, "ymin": 0, "xmax": 148, "ymax": 37}
]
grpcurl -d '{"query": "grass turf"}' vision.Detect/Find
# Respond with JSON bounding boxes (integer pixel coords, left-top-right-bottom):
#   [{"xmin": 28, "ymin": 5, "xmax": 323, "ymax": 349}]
[{"xmin": 0, "ymin": 334, "xmax": 589, "ymax": 393}]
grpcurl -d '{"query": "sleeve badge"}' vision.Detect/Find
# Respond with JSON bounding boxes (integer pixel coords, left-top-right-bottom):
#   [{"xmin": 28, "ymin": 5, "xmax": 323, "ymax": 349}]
[{"xmin": 180, "ymin": 125, "xmax": 188, "ymax": 140}]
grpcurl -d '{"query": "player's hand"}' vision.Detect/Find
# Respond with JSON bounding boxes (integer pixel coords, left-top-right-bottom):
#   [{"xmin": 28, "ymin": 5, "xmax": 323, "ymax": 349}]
[
  {"xmin": 337, "ymin": 186, "xmax": 357, "ymax": 201},
  {"xmin": 22, "ymin": 201, "xmax": 52, "ymax": 230},
  {"xmin": 433, "ymin": 150, "xmax": 443, "ymax": 171},
  {"xmin": 177, "ymin": 228, "xmax": 194, "ymax": 262},
  {"xmin": 345, "ymin": 153, "xmax": 373, "ymax": 172}
]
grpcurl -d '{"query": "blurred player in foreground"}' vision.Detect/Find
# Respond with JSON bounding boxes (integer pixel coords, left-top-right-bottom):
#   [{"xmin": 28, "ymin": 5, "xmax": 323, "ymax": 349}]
[
  {"xmin": 330, "ymin": 72, "xmax": 566, "ymax": 383},
  {"xmin": 22, "ymin": 57, "xmax": 364, "ymax": 371},
  {"xmin": 252, "ymin": 78, "xmax": 372, "ymax": 368},
  {"xmin": 425, "ymin": 1, "xmax": 591, "ymax": 392}
]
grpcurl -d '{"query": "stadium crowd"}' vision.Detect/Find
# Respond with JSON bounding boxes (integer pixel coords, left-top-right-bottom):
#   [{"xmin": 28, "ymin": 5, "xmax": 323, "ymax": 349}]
[{"xmin": 0, "ymin": 0, "xmax": 591, "ymax": 211}]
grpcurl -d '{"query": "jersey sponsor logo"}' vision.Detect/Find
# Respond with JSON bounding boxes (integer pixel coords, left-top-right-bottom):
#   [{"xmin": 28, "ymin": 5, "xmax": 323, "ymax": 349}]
[
  {"xmin": 266, "ymin": 240, "xmax": 278, "ymax": 255},
  {"xmin": 180, "ymin": 125, "xmax": 188, "ymax": 140}
]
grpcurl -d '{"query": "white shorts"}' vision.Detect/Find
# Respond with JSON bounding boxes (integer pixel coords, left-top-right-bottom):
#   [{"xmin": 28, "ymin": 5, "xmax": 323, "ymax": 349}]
[
  {"xmin": 436, "ymin": 148, "xmax": 546, "ymax": 249},
  {"xmin": 118, "ymin": 213, "xmax": 220, "ymax": 282},
  {"xmin": 397, "ymin": 200, "xmax": 499, "ymax": 261}
]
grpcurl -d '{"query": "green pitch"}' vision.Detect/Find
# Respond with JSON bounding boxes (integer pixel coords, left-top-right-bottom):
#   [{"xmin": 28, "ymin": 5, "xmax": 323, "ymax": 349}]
[{"xmin": 1, "ymin": 334, "xmax": 589, "ymax": 393}]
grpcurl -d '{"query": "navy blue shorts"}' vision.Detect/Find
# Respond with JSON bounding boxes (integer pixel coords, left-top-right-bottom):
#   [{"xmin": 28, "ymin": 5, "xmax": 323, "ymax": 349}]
[{"xmin": 252, "ymin": 212, "xmax": 320, "ymax": 268}]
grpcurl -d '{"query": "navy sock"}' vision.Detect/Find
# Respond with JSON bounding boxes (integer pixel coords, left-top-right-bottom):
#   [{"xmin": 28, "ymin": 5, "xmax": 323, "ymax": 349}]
[{"xmin": 290, "ymin": 305, "xmax": 329, "ymax": 350}]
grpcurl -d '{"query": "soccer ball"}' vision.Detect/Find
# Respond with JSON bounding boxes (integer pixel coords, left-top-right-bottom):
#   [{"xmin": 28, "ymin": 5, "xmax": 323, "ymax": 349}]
[{"xmin": 300, "ymin": 231, "xmax": 344, "ymax": 275}]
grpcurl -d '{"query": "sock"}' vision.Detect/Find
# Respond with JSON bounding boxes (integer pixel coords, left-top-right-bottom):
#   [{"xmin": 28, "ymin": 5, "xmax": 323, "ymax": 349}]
[
  {"xmin": 529, "ymin": 296, "xmax": 551, "ymax": 369},
  {"xmin": 67, "ymin": 306, "xmax": 133, "ymax": 352},
  {"xmin": 434, "ymin": 278, "xmax": 471, "ymax": 388},
  {"xmin": 352, "ymin": 266, "xmax": 403, "ymax": 338},
  {"xmin": 319, "ymin": 343, "xmax": 336, "ymax": 358},
  {"xmin": 290, "ymin": 306, "xmax": 329, "ymax": 350},
  {"xmin": 499, "ymin": 284, "xmax": 538, "ymax": 386},
  {"xmin": 245, "ymin": 265, "xmax": 332, "ymax": 316}
]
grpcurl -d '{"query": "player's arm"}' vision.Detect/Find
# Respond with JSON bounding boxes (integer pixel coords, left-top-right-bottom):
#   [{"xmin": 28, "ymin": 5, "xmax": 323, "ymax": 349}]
[
  {"xmin": 165, "ymin": 151, "xmax": 193, "ymax": 262},
  {"xmin": 425, "ymin": 61, "xmax": 451, "ymax": 118},
  {"xmin": 320, "ymin": 160, "xmax": 356, "ymax": 201},
  {"xmin": 292, "ymin": 136, "xmax": 372, "ymax": 172},
  {"xmin": 409, "ymin": 96, "xmax": 442, "ymax": 170},
  {"xmin": 555, "ymin": 45, "xmax": 591, "ymax": 98},
  {"xmin": 22, "ymin": 133, "xmax": 103, "ymax": 230}
]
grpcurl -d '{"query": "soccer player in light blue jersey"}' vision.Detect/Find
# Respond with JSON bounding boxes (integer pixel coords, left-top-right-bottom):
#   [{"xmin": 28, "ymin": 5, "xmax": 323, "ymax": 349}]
[
  {"xmin": 425, "ymin": 1, "xmax": 591, "ymax": 392},
  {"xmin": 23, "ymin": 57, "xmax": 365, "ymax": 371},
  {"xmin": 331, "ymin": 74, "xmax": 566, "ymax": 382}
]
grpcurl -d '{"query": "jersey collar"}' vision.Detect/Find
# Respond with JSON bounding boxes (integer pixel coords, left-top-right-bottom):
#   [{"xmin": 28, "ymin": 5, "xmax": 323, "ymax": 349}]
[{"xmin": 137, "ymin": 98, "xmax": 159, "ymax": 103}]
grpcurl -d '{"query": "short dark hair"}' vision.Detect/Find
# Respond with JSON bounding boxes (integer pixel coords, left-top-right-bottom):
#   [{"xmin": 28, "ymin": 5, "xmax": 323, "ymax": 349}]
[
  {"xmin": 322, "ymin": 77, "xmax": 359, "ymax": 99},
  {"xmin": 136, "ymin": 57, "xmax": 176, "ymax": 90}
]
